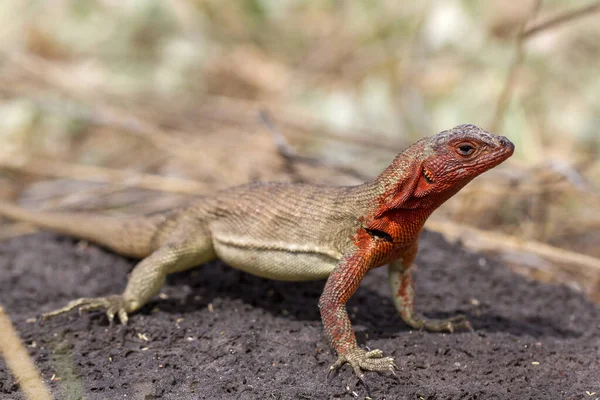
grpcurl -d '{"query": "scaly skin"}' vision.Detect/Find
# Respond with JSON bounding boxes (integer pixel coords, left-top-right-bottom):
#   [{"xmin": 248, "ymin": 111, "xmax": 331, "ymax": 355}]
[{"xmin": 0, "ymin": 124, "xmax": 514, "ymax": 380}]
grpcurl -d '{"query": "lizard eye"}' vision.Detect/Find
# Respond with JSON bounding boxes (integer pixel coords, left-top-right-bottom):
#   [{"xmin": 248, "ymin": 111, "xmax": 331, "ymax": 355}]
[{"xmin": 456, "ymin": 143, "xmax": 475, "ymax": 156}]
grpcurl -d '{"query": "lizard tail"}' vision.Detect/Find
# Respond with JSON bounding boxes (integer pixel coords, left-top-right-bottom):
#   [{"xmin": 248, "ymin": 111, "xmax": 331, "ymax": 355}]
[{"xmin": 0, "ymin": 202, "xmax": 166, "ymax": 258}]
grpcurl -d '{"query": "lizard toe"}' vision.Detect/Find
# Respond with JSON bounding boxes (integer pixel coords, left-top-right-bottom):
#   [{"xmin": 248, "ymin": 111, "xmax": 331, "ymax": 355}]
[
  {"xmin": 42, "ymin": 297, "xmax": 97, "ymax": 319},
  {"xmin": 105, "ymin": 307, "xmax": 116, "ymax": 324},
  {"xmin": 118, "ymin": 308, "xmax": 129, "ymax": 325},
  {"xmin": 359, "ymin": 355, "xmax": 396, "ymax": 373},
  {"xmin": 329, "ymin": 357, "xmax": 345, "ymax": 372},
  {"xmin": 330, "ymin": 348, "xmax": 396, "ymax": 380},
  {"xmin": 446, "ymin": 314, "xmax": 473, "ymax": 331},
  {"xmin": 420, "ymin": 313, "xmax": 472, "ymax": 333},
  {"xmin": 365, "ymin": 349, "xmax": 384, "ymax": 358},
  {"xmin": 42, "ymin": 295, "xmax": 130, "ymax": 324},
  {"xmin": 104, "ymin": 302, "xmax": 129, "ymax": 325}
]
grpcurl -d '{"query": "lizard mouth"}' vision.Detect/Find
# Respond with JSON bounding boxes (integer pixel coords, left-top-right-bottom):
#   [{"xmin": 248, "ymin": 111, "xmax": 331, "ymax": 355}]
[{"xmin": 423, "ymin": 168, "xmax": 434, "ymax": 184}]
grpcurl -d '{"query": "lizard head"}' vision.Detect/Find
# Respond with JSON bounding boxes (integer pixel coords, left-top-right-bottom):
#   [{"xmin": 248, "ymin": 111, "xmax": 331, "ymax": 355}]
[
  {"xmin": 413, "ymin": 124, "xmax": 514, "ymax": 201},
  {"xmin": 372, "ymin": 124, "xmax": 514, "ymax": 216}
]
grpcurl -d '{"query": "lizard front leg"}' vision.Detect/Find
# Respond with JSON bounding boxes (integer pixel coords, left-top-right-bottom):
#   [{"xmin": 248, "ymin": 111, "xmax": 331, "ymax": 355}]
[
  {"xmin": 43, "ymin": 237, "xmax": 215, "ymax": 324},
  {"xmin": 319, "ymin": 248, "xmax": 395, "ymax": 380},
  {"xmin": 388, "ymin": 258, "xmax": 471, "ymax": 332}
]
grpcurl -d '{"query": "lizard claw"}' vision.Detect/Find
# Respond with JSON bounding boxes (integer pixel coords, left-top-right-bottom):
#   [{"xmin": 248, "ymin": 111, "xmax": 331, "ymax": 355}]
[
  {"xmin": 330, "ymin": 348, "xmax": 396, "ymax": 381},
  {"xmin": 42, "ymin": 295, "xmax": 130, "ymax": 324}
]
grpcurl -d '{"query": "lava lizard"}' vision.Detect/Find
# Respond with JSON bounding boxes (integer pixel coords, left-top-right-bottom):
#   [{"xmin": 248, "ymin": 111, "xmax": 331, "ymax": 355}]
[{"xmin": 0, "ymin": 124, "xmax": 514, "ymax": 379}]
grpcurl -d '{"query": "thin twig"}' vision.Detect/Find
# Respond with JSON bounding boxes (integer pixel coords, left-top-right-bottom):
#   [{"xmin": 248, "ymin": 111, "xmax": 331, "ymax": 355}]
[
  {"xmin": 0, "ymin": 305, "xmax": 54, "ymax": 400},
  {"xmin": 427, "ymin": 219, "xmax": 600, "ymax": 273},
  {"xmin": 259, "ymin": 110, "xmax": 301, "ymax": 161},
  {"xmin": 490, "ymin": 0, "xmax": 542, "ymax": 134},
  {"xmin": 259, "ymin": 110, "xmax": 371, "ymax": 181},
  {"xmin": 523, "ymin": 1, "xmax": 600, "ymax": 39}
]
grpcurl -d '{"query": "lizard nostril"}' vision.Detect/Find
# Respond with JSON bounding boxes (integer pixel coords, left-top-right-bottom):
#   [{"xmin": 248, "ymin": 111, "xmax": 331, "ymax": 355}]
[
  {"xmin": 499, "ymin": 136, "xmax": 512, "ymax": 148},
  {"xmin": 499, "ymin": 136, "xmax": 515, "ymax": 154}
]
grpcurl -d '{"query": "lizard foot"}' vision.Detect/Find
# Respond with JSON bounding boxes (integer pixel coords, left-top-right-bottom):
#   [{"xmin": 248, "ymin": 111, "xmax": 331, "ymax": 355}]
[
  {"xmin": 41, "ymin": 295, "xmax": 131, "ymax": 325},
  {"xmin": 330, "ymin": 348, "xmax": 396, "ymax": 381},
  {"xmin": 408, "ymin": 314, "xmax": 472, "ymax": 333}
]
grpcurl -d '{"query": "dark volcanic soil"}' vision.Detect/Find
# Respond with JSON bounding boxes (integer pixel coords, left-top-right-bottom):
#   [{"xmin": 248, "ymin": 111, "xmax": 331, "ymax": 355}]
[{"xmin": 0, "ymin": 231, "xmax": 599, "ymax": 400}]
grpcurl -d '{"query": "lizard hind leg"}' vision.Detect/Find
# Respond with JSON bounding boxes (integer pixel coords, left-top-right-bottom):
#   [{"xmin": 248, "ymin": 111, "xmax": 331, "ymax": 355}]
[
  {"xmin": 388, "ymin": 260, "xmax": 472, "ymax": 332},
  {"xmin": 42, "ymin": 236, "xmax": 216, "ymax": 324}
]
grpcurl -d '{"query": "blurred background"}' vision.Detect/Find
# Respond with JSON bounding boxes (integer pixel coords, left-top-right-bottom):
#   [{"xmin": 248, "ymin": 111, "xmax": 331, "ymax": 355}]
[{"xmin": 0, "ymin": 0, "xmax": 598, "ymax": 301}]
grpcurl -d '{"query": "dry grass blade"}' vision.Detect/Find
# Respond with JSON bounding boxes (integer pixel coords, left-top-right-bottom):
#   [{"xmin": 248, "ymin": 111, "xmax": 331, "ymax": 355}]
[
  {"xmin": 490, "ymin": 0, "xmax": 542, "ymax": 134},
  {"xmin": 0, "ymin": 157, "xmax": 207, "ymax": 195},
  {"xmin": 0, "ymin": 305, "xmax": 53, "ymax": 400},
  {"xmin": 523, "ymin": 1, "xmax": 600, "ymax": 39}
]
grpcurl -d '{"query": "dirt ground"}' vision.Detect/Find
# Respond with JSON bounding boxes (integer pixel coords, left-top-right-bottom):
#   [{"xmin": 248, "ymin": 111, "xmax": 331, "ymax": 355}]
[{"xmin": 0, "ymin": 231, "xmax": 599, "ymax": 400}]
